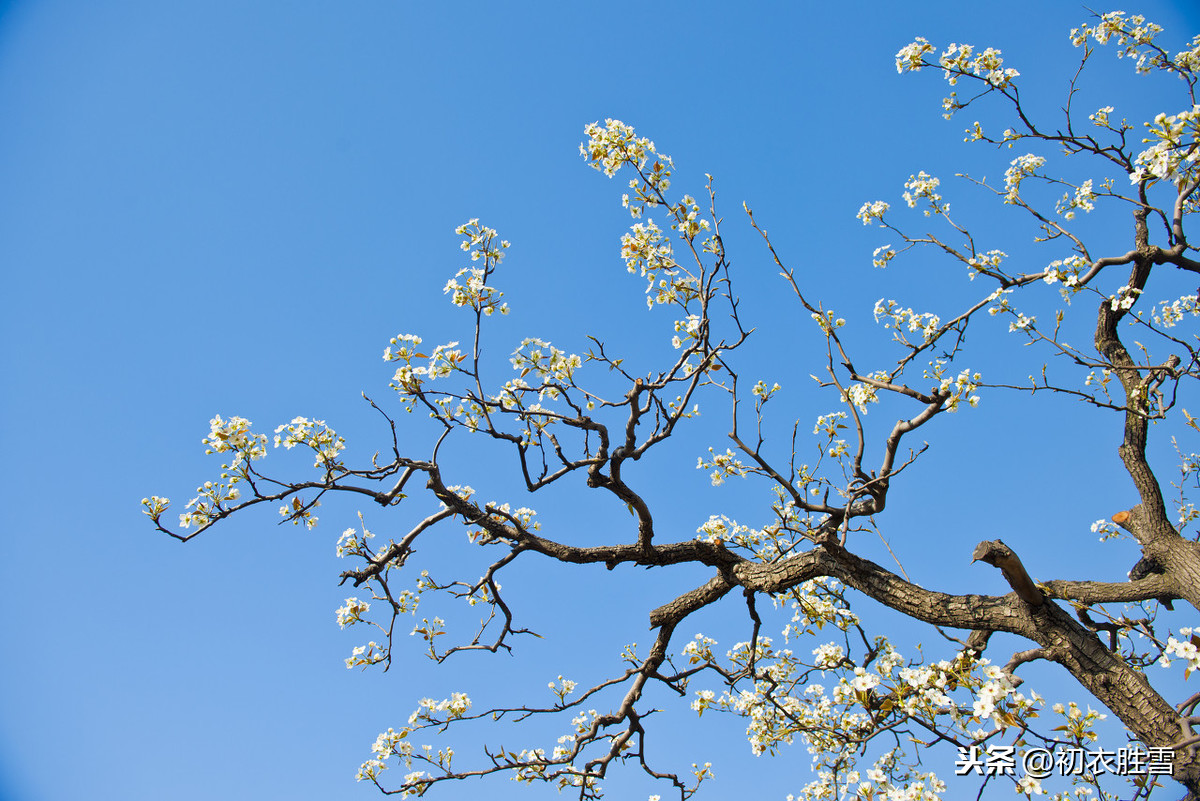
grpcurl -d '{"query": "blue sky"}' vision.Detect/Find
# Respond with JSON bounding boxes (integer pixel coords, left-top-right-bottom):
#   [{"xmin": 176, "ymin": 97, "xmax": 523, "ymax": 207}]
[{"xmin": 4, "ymin": 2, "xmax": 1200, "ymax": 800}]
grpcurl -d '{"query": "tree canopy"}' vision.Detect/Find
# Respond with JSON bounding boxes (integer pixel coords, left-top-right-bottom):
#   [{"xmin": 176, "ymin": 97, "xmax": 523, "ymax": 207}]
[{"xmin": 141, "ymin": 9, "xmax": 1200, "ymax": 801}]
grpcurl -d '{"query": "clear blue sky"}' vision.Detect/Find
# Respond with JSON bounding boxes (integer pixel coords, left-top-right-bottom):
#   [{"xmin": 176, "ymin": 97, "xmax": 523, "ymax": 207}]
[{"xmin": 4, "ymin": 2, "xmax": 1200, "ymax": 800}]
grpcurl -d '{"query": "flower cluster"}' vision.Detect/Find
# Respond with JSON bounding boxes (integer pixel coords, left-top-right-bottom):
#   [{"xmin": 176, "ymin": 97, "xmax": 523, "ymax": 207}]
[
  {"xmin": 752, "ymin": 380, "xmax": 780, "ymax": 400},
  {"xmin": 274, "ymin": 416, "xmax": 346, "ymax": 468},
  {"xmin": 410, "ymin": 616, "xmax": 446, "ymax": 656},
  {"xmin": 928, "ymin": 362, "xmax": 981, "ymax": 411},
  {"xmin": 345, "ymin": 640, "xmax": 387, "ymax": 669},
  {"xmin": 672, "ymin": 315, "xmax": 702, "ymax": 349},
  {"xmin": 698, "ymin": 447, "xmax": 750, "ymax": 486},
  {"xmin": 336, "ymin": 597, "xmax": 370, "ymax": 628},
  {"xmin": 1154, "ymin": 293, "xmax": 1200, "ymax": 327},
  {"xmin": 1055, "ymin": 178, "xmax": 1097, "ymax": 220},
  {"xmin": 1180, "ymin": 35, "xmax": 1200, "ymax": 73},
  {"xmin": 510, "ymin": 338, "xmax": 581, "ymax": 385},
  {"xmin": 203, "ymin": 414, "xmax": 268, "ymax": 463},
  {"xmin": 1003, "ymin": 154, "xmax": 1045, "ymax": 203},
  {"xmin": 490, "ymin": 378, "xmax": 533, "ymax": 412},
  {"xmin": 383, "ymin": 334, "xmax": 427, "ymax": 398},
  {"xmin": 147, "ymin": 413, "xmax": 350, "ymax": 532},
  {"xmin": 672, "ymin": 194, "xmax": 711, "ymax": 240},
  {"xmin": 1109, "ymin": 284, "xmax": 1142, "ymax": 312},
  {"xmin": 694, "ymin": 515, "xmax": 771, "ymax": 551},
  {"xmin": 581, "ymin": 120, "xmax": 714, "ymax": 320},
  {"xmin": 812, "ymin": 642, "xmax": 845, "ymax": 669},
  {"xmin": 1160, "ymin": 628, "xmax": 1200, "ymax": 676},
  {"xmin": 937, "ymin": 42, "xmax": 1019, "ymax": 88},
  {"xmin": 1179, "ymin": 502, "xmax": 1199, "ymax": 530},
  {"xmin": 856, "ymin": 200, "xmax": 889, "ymax": 225},
  {"xmin": 682, "ymin": 633, "xmax": 719, "ymax": 665},
  {"xmin": 465, "ymin": 502, "xmax": 539, "ymax": 545},
  {"xmin": 179, "ymin": 478, "xmax": 241, "ymax": 529},
  {"xmin": 896, "ymin": 37, "xmax": 1017, "ymax": 119},
  {"xmin": 649, "ymin": 266, "xmax": 702, "ymax": 310},
  {"xmin": 965, "ymin": 249, "xmax": 1007, "ymax": 280},
  {"xmin": 1090, "ymin": 105, "xmax": 1116, "ymax": 127},
  {"xmin": 1008, "ymin": 313, "xmax": 1035, "ymax": 333},
  {"xmin": 986, "ymin": 287, "xmax": 1033, "ymax": 333},
  {"xmin": 1070, "ymin": 11, "xmax": 1165, "ymax": 73},
  {"xmin": 841, "ymin": 371, "xmax": 889, "ymax": 416},
  {"xmin": 140, "ymin": 495, "xmax": 170, "ymax": 523},
  {"xmin": 408, "ymin": 692, "xmax": 473, "ymax": 725},
  {"xmin": 810, "ymin": 310, "xmax": 846, "ymax": 335},
  {"xmin": 874, "ymin": 298, "xmax": 941, "ymax": 343},
  {"xmin": 429, "ymin": 343, "xmax": 468, "ymax": 380},
  {"xmin": 383, "ymin": 333, "xmax": 423, "ymax": 364},
  {"xmin": 871, "ymin": 244, "xmax": 897, "ymax": 268},
  {"xmin": 278, "ymin": 495, "xmax": 319, "ymax": 529},
  {"xmin": 845, "ymin": 378, "xmax": 884, "ymax": 414},
  {"xmin": 902, "ymin": 171, "xmax": 946, "ymax": 215},
  {"xmin": 813, "ymin": 411, "xmax": 847, "ymax": 438},
  {"xmin": 444, "ymin": 266, "xmax": 509, "ymax": 316},
  {"xmin": 620, "ymin": 220, "xmax": 672, "ymax": 271},
  {"xmin": 357, "ymin": 727, "xmax": 416, "ymax": 784},
  {"xmin": 791, "ymin": 767, "xmax": 946, "ymax": 801},
  {"xmin": 1091, "ymin": 518, "xmax": 1123, "ymax": 542},
  {"xmin": 788, "ymin": 578, "xmax": 861, "ymax": 633},
  {"xmin": 385, "ymin": 335, "xmax": 466, "ymax": 401},
  {"xmin": 1042, "ymin": 255, "xmax": 1087, "ymax": 301},
  {"xmin": 456, "ymin": 218, "xmax": 509, "ymax": 266},
  {"xmin": 1084, "ymin": 367, "xmax": 1115, "ymax": 395},
  {"xmin": 895, "ymin": 38, "xmax": 935, "ymax": 73},
  {"xmin": 619, "ymin": 219, "xmax": 701, "ymax": 309},
  {"xmin": 337, "ymin": 513, "xmax": 376, "ymax": 557},
  {"xmin": 696, "ymin": 515, "xmax": 735, "ymax": 544},
  {"xmin": 1050, "ymin": 701, "xmax": 1107, "ymax": 745},
  {"xmin": 548, "ymin": 676, "xmax": 577, "ymax": 704},
  {"xmin": 581, "ymin": 118, "xmax": 672, "ymax": 218},
  {"xmin": 689, "ymin": 591, "xmax": 1051, "ymax": 800},
  {"xmin": 1131, "ymin": 107, "xmax": 1200, "ymax": 184},
  {"xmin": 183, "ymin": 416, "xmax": 269, "ymax": 527},
  {"xmin": 441, "ymin": 484, "xmax": 475, "ymax": 504},
  {"xmin": 357, "ymin": 697, "xmax": 472, "ymax": 790},
  {"xmin": 581, "ymin": 118, "xmax": 667, "ymax": 180}
]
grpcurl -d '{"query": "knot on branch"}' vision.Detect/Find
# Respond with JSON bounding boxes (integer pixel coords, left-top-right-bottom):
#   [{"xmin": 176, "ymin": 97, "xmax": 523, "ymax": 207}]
[
  {"xmin": 1112, "ymin": 505, "xmax": 1141, "ymax": 533},
  {"xmin": 971, "ymin": 539, "xmax": 1044, "ymax": 608}
]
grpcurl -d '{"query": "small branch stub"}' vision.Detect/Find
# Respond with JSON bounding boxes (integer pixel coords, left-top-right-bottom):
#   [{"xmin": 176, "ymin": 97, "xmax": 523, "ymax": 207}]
[{"xmin": 971, "ymin": 539, "xmax": 1045, "ymax": 608}]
